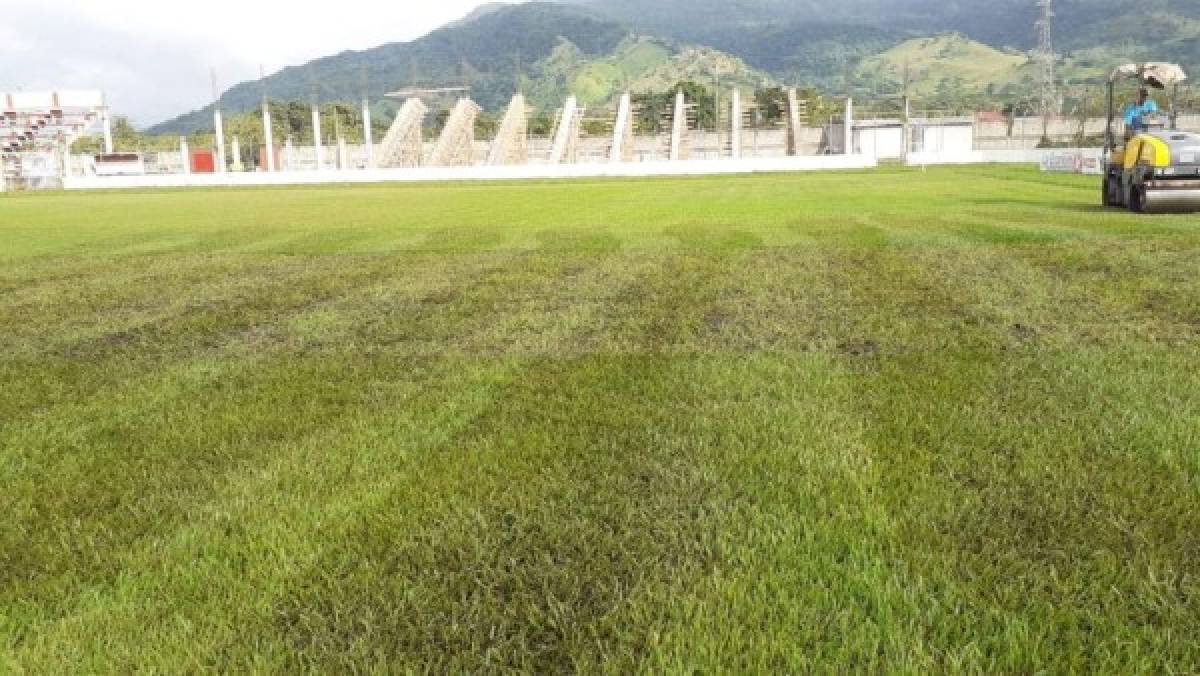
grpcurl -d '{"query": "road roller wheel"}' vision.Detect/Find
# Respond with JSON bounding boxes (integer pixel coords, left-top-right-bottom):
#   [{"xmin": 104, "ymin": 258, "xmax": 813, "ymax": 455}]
[{"xmin": 1130, "ymin": 185, "xmax": 1147, "ymax": 213}]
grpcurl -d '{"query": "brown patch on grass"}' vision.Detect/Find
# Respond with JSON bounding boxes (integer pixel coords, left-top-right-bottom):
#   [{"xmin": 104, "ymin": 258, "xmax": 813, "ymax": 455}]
[{"xmin": 838, "ymin": 339, "xmax": 881, "ymax": 357}]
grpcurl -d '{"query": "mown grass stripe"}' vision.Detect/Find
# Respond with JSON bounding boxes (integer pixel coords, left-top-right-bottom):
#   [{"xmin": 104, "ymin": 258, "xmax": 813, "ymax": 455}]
[
  {"xmin": 2, "ymin": 247, "xmax": 668, "ymax": 669},
  {"xmin": 2, "ymin": 166, "xmax": 1199, "ymax": 671}
]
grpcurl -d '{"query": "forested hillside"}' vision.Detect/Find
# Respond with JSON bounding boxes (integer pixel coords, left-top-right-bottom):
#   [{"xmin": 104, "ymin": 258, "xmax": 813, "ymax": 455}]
[
  {"xmin": 152, "ymin": 3, "xmax": 629, "ymax": 133},
  {"xmin": 151, "ymin": 0, "xmax": 1200, "ymax": 133},
  {"xmin": 572, "ymin": 0, "xmax": 1200, "ymax": 88}
]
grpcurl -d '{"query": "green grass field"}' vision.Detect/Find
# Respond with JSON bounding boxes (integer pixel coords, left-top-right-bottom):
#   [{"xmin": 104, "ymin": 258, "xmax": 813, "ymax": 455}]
[{"xmin": 2, "ymin": 166, "xmax": 1199, "ymax": 671}]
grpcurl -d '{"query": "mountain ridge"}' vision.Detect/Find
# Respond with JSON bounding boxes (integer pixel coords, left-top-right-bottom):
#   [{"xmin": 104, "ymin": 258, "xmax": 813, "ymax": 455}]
[
  {"xmin": 150, "ymin": 0, "xmax": 1200, "ymax": 133},
  {"xmin": 151, "ymin": 3, "xmax": 630, "ymax": 134},
  {"xmin": 570, "ymin": 0, "xmax": 1200, "ymax": 87}
]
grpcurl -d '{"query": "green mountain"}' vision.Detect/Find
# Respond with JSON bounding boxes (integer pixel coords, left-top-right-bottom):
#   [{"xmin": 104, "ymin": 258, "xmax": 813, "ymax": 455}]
[
  {"xmin": 856, "ymin": 34, "xmax": 1031, "ymax": 96},
  {"xmin": 151, "ymin": 0, "xmax": 1200, "ymax": 134},
  {"xmin": 571, "ymin": 0, "xmax": 1200, "ymax": 51},
  {"xmin": 531, "ymin": 37, "xmax": 771, "ymax": 109},
  {"xmin": 570, "ymin": 0, "xmax": 1200, "ymax": 89},
  {"xmin": 444, "ymin": 2, "xmax": 510, "ymax": 28},
  {"xmin": 150, "ymin": 2, "xmax": 770, "ymax": 134}
]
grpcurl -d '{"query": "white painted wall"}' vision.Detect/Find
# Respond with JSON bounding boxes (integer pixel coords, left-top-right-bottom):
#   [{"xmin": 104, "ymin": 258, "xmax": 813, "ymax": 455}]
[
  {"xmin": 855, "ymin": 126, "xmax": 905, "ymax": 160},
  {"xmin": 913, "ymin": 124, "xmax": 974, "ymax": 155},
  {"xmin": 64, "ymin": 155, "xmax": 878, "ymax": 191},
  {"xmin": 907, "ymin": 147, "xmax": 1104, "ymax": 169}
]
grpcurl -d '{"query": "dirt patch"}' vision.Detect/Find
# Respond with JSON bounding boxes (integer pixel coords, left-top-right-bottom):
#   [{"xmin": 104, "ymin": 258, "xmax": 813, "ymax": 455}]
[
  {"xmin": 420, "ymin": 289, "xmax": 460, "ymax": 306},
  {"xmin": 1011, "ymin": 323, "xmax": 1039, "ymax": 342},
  {"xmin": 838, "ymin": 339, "xmax": 880, "ymax": 357}
]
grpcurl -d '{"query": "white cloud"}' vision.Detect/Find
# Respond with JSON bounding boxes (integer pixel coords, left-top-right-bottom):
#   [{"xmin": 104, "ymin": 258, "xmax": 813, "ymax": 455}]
[
  {"xmin": 0, "ymin": 0, "xmax": 526, "ymax": 126},
  {"xmin": 0, "ymin": 24, "xmax": 34, "ymax": 54}
]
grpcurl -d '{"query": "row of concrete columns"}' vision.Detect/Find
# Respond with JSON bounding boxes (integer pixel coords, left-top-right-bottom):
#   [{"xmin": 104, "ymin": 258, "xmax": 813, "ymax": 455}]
[
  {"xmin": 684, "ymin": 88, "xmax": 856, "ymax": 160},
  {"xmin": 547, "ymin": 87, "xmax": 852, "ymax": 164},
  {"xmin": 196, "ymin": 89, "xmax": 855, "ymax": 173},
  {"xmin": 197, "ymin": 98, "xmax": 373, "ymax": 173}
]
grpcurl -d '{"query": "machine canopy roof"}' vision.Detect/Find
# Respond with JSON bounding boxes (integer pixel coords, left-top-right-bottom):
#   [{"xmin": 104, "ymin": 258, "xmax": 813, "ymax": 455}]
[{"xmin": 1109, "ymin": 63, "xmax": 1189, "ymax": 88}]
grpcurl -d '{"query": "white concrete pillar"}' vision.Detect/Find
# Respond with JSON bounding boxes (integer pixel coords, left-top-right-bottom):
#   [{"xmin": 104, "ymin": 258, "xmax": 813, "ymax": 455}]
[
  {"xmin": 362, "ymin": 99, "xmax": 374, "ymax": 168},
  {"xmin": 285, "ymin": 137, "xmax": 295, "ymax": 171},
  {"xmin": 786, "ymin": 88, "xmax": 802, "ymax": 156},
  {"xmin": 844, "ymin": 98, "xmax": 854, "ymax": 155},
  {"xmin": 261, "ymin": 100, "xmax": 276, "ymax": 172},
  {"xmin": 60, "ymin": 140, "xmax": 72, "ymax": 180},
  {"xmin": 231, "ymin": 136, "xmax": 243, "ymax": 171},
  {"xmin": 180, "ymin": 137, "xmax": 191, "ymax": 175},
  {"xmin": 669, "ymin": 89, "xmax": 686, "ymax": 161},
  {"xmin": 103, "ymin": 109, "xmax": 114, "ymax": 154},
  {"xmin": 337, "ymin": 136, "xmax": 348, "ymax": 169},
  {"xmin": 312, "ymin": 104, "xmax": 324, "ymax": 170},
  {"xmin": 610, "ymin": 92, "xmax": 632, "ymax": 164},
  {"xmin": 214, "ymin": 109, "xmax": 227, "ymax": 173},
  {"xmin": 730, "ymin": 89, "xmax": 742, "ymax": 159},
  {"xmin": 550, "ymin": 95, "xmax": 579, "ymax": 164}
]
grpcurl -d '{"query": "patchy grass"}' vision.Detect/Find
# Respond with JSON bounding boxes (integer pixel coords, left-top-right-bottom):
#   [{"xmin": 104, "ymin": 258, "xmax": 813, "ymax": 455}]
[{"xmin": 2, "ymin": 166, "xmax": 1199, "ymax": 671}]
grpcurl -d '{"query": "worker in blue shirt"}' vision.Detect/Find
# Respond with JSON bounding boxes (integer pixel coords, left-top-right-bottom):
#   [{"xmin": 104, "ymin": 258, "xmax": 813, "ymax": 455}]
[{"xmin": 1125, "ymin": 88, "xmax": 1160, "ymax": 133}]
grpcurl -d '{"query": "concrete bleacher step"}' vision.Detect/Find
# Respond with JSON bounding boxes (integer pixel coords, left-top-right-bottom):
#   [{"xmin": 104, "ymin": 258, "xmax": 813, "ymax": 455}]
[
  {"xmin": 430, "ymin": 98, "xmax": 482, "ymax": 167},
  {"xmin": 376, "ymin": 98, "xmax": 428, "ymax": 168}
]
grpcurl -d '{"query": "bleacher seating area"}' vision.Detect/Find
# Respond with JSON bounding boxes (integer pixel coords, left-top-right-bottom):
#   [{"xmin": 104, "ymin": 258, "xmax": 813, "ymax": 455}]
[{"xmin": 2, "ymin": 91, "xmax": 106, "ymax": 190}]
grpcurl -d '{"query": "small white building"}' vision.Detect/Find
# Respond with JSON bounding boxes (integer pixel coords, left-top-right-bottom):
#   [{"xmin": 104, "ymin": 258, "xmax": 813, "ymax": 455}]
[
  {"xmin": 94, "ymin": 153, "xmax": 147, "ymax": 176},
  {"xmin": 910, "ymin": 119, "xmax": 975, "ymax": 162},
  {"xmin": 853, "ymin": 121, "xmax": 906, "ymax": 160},
  {"xmin": 851, "ymin": 118, "xmax": 975, "ymax": 161}
]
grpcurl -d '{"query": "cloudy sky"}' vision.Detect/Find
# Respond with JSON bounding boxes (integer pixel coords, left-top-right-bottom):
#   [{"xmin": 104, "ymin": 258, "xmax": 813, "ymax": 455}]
[{"xmin": 0, "ymin": 1, "xmax": 526, "ymax": 126}]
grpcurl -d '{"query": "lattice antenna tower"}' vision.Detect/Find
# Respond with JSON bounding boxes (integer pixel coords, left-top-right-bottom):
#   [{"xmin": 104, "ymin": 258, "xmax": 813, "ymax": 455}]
[{"xmin": 1036, "ymin": 0, "xmax": 1057, "ymax": 117}]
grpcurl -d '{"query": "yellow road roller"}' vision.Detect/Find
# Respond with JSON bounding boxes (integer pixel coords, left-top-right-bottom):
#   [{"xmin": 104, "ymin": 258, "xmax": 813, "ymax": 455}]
[{"xmin": 1102, "ymin": 63, "xmax": 1200, "ymax": 213}]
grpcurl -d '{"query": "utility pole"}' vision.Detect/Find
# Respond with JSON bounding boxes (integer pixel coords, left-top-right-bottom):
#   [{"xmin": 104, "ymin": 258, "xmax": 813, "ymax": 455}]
[
  {"xmin": 1036, "ymin": 0, "xmax": 1057, "ymax": 140},
  {"xmin": 102, "ymin": 101, "xmax": 114, "ymax": 154},
  {"xmin": 902, "ymin": 60, "xmax": 912, "ymax": 162},
  {"xmin": 211, "ymin": 69, "xmax": 226, "ymax": 173},
  {"xmin": 514, "ymin": 52, "xmax": 523, "ymax": 95},
  {"xmin": 261, "ymin": 65, "xmax": 276, "ymax": 172},
  {"xmin": 361, "ymin": 66, "xmax": 374, "ymax": 168},
  {"xmin": 311, "ymin": 85, "xmax": 324, "ymax": 171}
]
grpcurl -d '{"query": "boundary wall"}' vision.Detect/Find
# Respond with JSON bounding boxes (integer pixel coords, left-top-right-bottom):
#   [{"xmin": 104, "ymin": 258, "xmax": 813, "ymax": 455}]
[{"xmin": 63, "ymin": 155, "xmax": 877, "ymax": 191}]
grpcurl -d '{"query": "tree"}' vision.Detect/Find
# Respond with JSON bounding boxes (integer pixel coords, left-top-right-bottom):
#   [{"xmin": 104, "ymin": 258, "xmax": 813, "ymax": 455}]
[
  {"xmin": 474, "ymin": 111, "xmax": 499, "ymax": 139},
  {"xmin": 632, "ymin": 81, "xmax": 716, "ymax": 134},
  {"xmin": 72, "ymin": 116, "xmax": 177, "ymax": 154},
  {"xmin": 753, "ymin": 87, "xmax": 788, "ymax": 127},
  {"xmin": 529, "ymin": 112, "xmax": 556, "ymax": 137}
]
